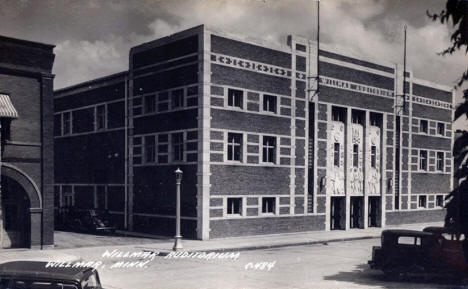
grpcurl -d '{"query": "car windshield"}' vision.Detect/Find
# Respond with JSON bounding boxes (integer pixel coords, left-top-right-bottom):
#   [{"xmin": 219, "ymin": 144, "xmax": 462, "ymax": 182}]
[{"xmin": 0, "ymin": 278, "xmax": 78, "ymax": 289}]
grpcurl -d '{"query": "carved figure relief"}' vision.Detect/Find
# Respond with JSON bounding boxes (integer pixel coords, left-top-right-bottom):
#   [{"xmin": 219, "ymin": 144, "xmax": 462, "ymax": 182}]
[
  {"xmin": 367, "ymin": 126, "xmax": 381, "ymax": 195},
  {"xmin": 327, "ymin": 121, "xmax": 345, "ymax": 195},
  {"xmin": 349, "ymin": 124, "xmax": 363, "ymax": 195}
]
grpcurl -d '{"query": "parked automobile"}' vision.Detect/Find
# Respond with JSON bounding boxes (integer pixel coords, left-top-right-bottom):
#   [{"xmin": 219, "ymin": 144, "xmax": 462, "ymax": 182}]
[
  {"xmin": 0, "ymin": 261, "xmax": 103, "ymax": 289},
  {"xmin": 368, "ymin": 229, "xmax": 468, "ymax": 280},
  {"xmin": 57, "ymin": 208, "xmax": 116, "ymax": 234}
]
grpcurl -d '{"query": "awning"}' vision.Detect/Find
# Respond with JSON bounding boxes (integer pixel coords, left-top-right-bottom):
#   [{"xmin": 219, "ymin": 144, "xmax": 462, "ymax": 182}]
[{"xmin": 0, "ymin": 94, "xmax": 18, "ymax": 119}]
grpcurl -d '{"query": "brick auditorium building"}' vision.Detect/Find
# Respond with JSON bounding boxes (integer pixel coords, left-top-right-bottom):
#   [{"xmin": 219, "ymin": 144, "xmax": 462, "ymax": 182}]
[
  {"xmin": 0, "ymin": 36, "xmax": 55, "ymax": 248},
  {"xmin": 53, "ymin": 25, "xmax": 454, "ymax": 240}
]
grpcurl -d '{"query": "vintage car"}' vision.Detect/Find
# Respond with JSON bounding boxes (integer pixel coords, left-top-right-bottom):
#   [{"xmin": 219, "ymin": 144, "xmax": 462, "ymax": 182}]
[
  {"xmin": 57, "ymin": 208, "xmax": 116, "ymax": 234},
  {"xmin": 0, "ymin": 261, "xmax": 103, "ymax": 289},
  {"xmin": 368, "ymin": 229, "xmax": 468, "ymax": 280}
]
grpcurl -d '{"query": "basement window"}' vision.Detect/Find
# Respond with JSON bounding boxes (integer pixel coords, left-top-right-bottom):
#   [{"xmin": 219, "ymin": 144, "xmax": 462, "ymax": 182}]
[
  {"xmin": 262, "ymin": 197, "xmax": 276, "ymax": 214},
  {"xmin": 227, "ymin": 198, "xmax": 242, "ymax": 215},
  {"xmin": 418, "ymin": 195, "xmax": 427, "ymax": 208}
]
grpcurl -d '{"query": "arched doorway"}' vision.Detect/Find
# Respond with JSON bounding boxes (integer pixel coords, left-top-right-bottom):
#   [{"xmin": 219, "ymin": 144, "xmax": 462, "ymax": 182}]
[
  {"xmin": 1, "ymin": 175, "xmax": 31, "ymax": 248},
  {"xmin": 0, "ymin": 164, "xmax": 41, "ymax": 249}
]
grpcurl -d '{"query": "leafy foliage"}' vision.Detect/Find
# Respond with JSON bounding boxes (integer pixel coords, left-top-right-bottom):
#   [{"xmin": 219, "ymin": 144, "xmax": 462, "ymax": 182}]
[
  {"xmin": 427, "ymin": 0, "xmax": 468, "ymax": 87},
  {"xmin": 428, "ymin": 0, "xmax": 468, "ymax": 234}
]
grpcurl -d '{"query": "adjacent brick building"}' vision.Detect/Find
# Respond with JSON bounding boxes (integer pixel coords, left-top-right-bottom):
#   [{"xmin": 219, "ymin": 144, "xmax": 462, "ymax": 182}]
[
  {"xmin": 54, "ymin": 25, "xmax": 454, "ymax": 240},
  {"xmin": 0, "ymin": 35, "xmax": 55, "ymax": 248}
]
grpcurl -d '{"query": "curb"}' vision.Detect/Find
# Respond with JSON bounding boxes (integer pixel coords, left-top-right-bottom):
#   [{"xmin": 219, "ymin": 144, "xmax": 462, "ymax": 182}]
[{"xmin": 140, "ymin": 234, "xmax": 380, "ymax": 256}]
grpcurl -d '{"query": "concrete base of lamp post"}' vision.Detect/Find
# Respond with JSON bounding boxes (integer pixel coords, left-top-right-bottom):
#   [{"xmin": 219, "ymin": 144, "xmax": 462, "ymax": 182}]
[{"xmin": 173, "ymin": 235, "xmax": 183, "ymax": 251}]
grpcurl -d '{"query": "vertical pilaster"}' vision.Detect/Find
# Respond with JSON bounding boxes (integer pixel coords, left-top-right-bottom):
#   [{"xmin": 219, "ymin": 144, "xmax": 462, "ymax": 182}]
[
  {"xmin": 381, "ymin": 113, "xmax": 387, "ymax": 227},
  {"xmin": 126, "ymin": 75, "xmax": 134, "ymax": 231},
  {"xmin": 324, "ymin": 104, "xmax": 332, "ymax": 230},
  {"xmin": 196, "ymin": 27, "xmax": 211, "ymax": 240},
  {"xmin": 363, "ymin": 110, "xmax": 370, "ymax": 229},
  {"xmin": 345, "ymin": 108, "xmax": 351, "ymax": 230},
  {"xmin": 40, "ymin": 73, "xmax": 55, "ymax": 246},
  {"xmin": 289, "ymin": 42, "xmax": 297, "ymax": 215}
]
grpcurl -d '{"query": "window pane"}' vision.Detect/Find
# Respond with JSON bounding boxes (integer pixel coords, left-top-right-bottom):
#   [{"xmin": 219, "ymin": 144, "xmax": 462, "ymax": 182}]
[
  {"xmin": 145, "ymin": 136, "xmax": 156, "ymax": 162},
  {"xmin": 334, "ymin": 143, "xmax": 340, "ymax": 167},
  {"xmin": 228, "ymin": 89, "xmax": 243, "ymax": 108},
  {"xmin": 145, "ymin": 94, "xmax": 156, "ymax": 113},
  {"xmin": 262, "ymin": 198, "xmax": 275, "ymax": 213},
  {"xmin": 172, "ymin": 89, "xmax": 184, "ymax": 108},
  {"xmin": 172, "ymin": 133, "xmax": 184, "ymax": 161},
  {"xmin": 263, "ymin": 136, "xmax": 276, "ymax": 163},
  {"xmin": 420, "ymin": 120, "xmax": 428, "ymax": 133},
  {"xmin": 228, "ymin": 133, "xmax": 242, "ymax": 161},
  {"xmin": 353, "ymin": 144, "xmax": 358, "ymax": 167},
  {"xmin": 371, "ymin": 146, "xmax": 376, "ymax": 168},
  {"xmin": 227, "ymin": 198, "xmax": 241, "ymax": 214},
  {"xmin": 263, "ymin": 95, "xmax": 276, "ymax": 113}
]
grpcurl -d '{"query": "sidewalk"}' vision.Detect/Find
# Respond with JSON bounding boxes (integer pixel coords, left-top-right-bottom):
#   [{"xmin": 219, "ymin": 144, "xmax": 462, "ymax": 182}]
[
  {"xmin": 0, "ymin": 248, "xmax": 80, "ymax": 264},
  {"xmin": 0, "ymin": 221, "xmax": 444, "ymax": 263},
  {"xmin": 136, "ymin": 221, "xmax": 443, "ymax": 255}
]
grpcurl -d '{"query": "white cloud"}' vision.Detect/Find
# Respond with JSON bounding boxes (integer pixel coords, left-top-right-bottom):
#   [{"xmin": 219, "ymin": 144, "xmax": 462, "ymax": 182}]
[
  {"xmin": 54, "ymin": 38, "xmax": 127, "ymax": 88},
  {"xmin": 51, "ymin": 0, "xmax": 467, "ymax": 96}
]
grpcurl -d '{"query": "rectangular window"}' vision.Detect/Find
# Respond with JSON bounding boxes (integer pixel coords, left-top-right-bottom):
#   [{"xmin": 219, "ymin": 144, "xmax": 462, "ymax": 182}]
[
  {"xmin": 227, "ymin": 133, "xmax": 242, "ymax": 161},
  {"xmin": 262, "ymin": 136, "xmax": 276, "ymax": 163},
  {"xmin": 351, "ymin": 110, "xmax": 364, "ymax": 124},
  {"xmin": 262, "ymin": 197, "xmax": 276, "ymax": 214},
  {"xmin": 144, "ymin": 94, "xmax": 156, "ymax": 113},
  {"xmin": 334, "ymin": 143, "xmax": 340, "ymax": 167},
  {"xmin": 437, "ymin": 122, "xmax": 445, "ymax": 136},
  {"xmin": 420, "ymin": 120, "xmax": 428, "ymax": 134},
  {"xmin": 398, "ymin": 236, "xmax": 421, "ymax": 246},
  {"xmin": 370, "ymin": 112, "xmax": 381, "ymax": 127},
  {"xmin": 418, "ymin": 195, "xmax": 427, "ymax": 208},
  {"xmin": 171, "ymin": 89, "xmax": 184, "ymax": 109},
  {"xmin": 332, "ymin": 106, "xmax": 345, "ymax": 122},
  {"xmin": 63, "ymin": 111, "xmax": 71, "ymax": 135},
  {"xmin": 353, "ymin": 144, "xmax": 359, "ymax": 167},
  {"xmin": 436, "ymin": 195, "xmax": 444, "ymax": 207},
  {"xmin": 96, "ymin": 104, "xmax": 106, "ymax": 130},
  {"xmin": 172, "ymin": 132, "xmax": 184, "ymax": 162},
  {"xmin": 419, "ymin": 150, "xmax": 428, "ymax": 171},
  {"xmin": 371, "ymin": 146, "xmax": 377, "ymax": 168},
  {"xmin": 62, "ymin": 185, "xmax": 73, "ymax": 207},
  {"xmin": 228, "ymin": 88, "xmax": 243, "ymax": 109},
  {"xmin": 145, "ymin": 136, "xmax": 156, "ymax": 163},
  {"xmin": 227, "ymin": 198, "xmax": 242, "ymax": 215},
  {"xmin": 263, "ymin": 94, "xmax": 277, "ymax": 113},
  {"xmin": 437, "ymin": 152, "xmax": 444, "ymax": 171}
]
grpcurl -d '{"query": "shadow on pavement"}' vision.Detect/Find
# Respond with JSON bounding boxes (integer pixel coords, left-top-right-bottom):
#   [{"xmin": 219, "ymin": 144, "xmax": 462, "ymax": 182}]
[{"xmin": 323, "ymin": 264, "xmax": 465, "ymax": 289}]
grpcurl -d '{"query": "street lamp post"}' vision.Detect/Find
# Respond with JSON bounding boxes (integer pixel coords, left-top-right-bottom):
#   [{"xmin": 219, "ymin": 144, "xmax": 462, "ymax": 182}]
[{"xmin": 173, "ymin": 168, "xmax": 183, "ymax": 251}]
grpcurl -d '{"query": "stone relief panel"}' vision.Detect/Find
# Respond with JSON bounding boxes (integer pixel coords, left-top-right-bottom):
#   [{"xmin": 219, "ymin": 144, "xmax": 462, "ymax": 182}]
[
  {"xmin": 367, "ymin": 125, "xmax": 381, "ymax": 195},
  {"xmin": 349, "ymin": 123, "xmax": 363, "ymax": 195},
  {"xmin": 327, "ymin": 121, "xmax": 345, "ymax": 195}
]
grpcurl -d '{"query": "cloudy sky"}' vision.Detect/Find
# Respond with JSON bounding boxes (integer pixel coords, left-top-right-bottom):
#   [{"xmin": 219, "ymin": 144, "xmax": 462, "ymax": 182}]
[{"xmin": 0, "ymin": 0, "xmax": 466, "ymax": 114}]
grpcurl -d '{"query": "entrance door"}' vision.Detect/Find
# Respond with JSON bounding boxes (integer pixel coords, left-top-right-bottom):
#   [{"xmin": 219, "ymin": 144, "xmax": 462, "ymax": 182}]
[
  {"xmin": 368, "ymin": 196, "xmax": 380, "ymax": 227},
  {"xmin": 350, "ymin": 197, "xmax": 363, "ymax": 229},
  {"xmin": 330, "ymin": 197, "xmax": 345, "ymax": 230},
  {"xmin": 1, "ymin": 176, "xmax": 31, "ymax": 248}
]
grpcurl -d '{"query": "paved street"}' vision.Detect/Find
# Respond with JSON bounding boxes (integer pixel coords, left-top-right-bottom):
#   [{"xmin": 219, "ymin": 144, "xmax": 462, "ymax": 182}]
[{"xmin": 54, "ymin": 238, "xmax": 461, "ymax": 289}]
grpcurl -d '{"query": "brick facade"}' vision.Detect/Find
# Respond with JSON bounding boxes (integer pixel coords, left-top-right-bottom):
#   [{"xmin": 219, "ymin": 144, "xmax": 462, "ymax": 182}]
[
  {"xmin": 53, "ymin": 25, "xmax": 454, "ymax": 239},
  {"xmin": 0, "ymin": 35, "xmax": 55, "ymax": 248}
]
